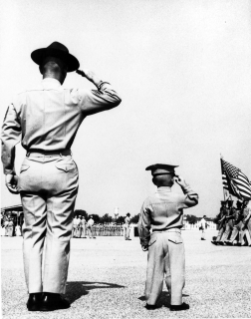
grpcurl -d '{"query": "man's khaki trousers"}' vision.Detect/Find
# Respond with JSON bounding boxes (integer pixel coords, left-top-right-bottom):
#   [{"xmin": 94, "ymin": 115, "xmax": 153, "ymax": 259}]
[
  {"xmin": 145, "ymin": 229, "xmax": 185, "ymax": 306},
  {"xmin": 216, "ymin": 226, "xmax": 224, "ymax": 242},
  {"xmin": 229, "ymin": 222, "xmax": 243, "ymax": 243},
  {"xmin": 201, "ymin": 227, "xmax": 206, "ymax": 239},
  {"xmin": 18, "ymin": 153, "xmax": 79, "ymax": 294},
  {"xmin": 220, "ymin": 221, "xmax": 233, "ymax": 242},
  {"xmin": 124, "ymin": 225, "xmax": 131, "ymax": 239}
]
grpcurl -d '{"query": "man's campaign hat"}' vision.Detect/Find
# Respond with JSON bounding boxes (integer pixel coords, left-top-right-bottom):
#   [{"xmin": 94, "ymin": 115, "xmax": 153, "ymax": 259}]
[
  {"xmin": 31, "ymin": 42, "xmax": 80, "ymax": 72},
  {"xmin": 145, "ymin": 163, "xmax": 178, "ymax": 176}
]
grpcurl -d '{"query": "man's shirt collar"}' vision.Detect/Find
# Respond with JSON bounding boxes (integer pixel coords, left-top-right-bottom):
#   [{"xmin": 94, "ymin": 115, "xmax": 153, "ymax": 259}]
[
  {"xmin": 157, "ymin": 186, "xmax": 172, "ymax": 192},
  {"xmin": 42, "ymin": 78, "xmax": 62, "ymax": 90}
]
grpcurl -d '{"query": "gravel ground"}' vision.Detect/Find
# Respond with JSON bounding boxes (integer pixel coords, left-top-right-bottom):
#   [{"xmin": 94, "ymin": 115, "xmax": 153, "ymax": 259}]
[{"xmin": 2, "ymin": 230, "xmax": 251, "ymax": 319}]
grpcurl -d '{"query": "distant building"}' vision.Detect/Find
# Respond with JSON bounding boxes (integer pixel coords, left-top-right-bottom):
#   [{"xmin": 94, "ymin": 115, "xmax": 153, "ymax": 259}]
[
  {"xmin": 1, "ymin": 204, "xmax": 24, "ymax": 226},
  {"xmin": 1, "ymin": 204, "xmax": 23, "ymax": 215},
  {"xmin": 182, "ymin": 215, "xmax": 216, "ymax": 230}
]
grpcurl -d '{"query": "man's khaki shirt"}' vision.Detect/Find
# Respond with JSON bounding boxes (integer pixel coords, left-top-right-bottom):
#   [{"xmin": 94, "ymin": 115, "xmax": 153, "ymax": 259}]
[
  {"xmin": 138, "ymin": 184, "xmax": 198, "ymax": 247},
  {"xmin": 1, "ymin": 78, "xmax": 121, "ymax": 175}
]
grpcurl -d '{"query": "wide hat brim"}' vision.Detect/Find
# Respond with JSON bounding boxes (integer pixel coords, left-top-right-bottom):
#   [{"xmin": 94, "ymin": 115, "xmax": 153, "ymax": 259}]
[{"xmin": 31, "ymin": 48, "xmax": 80, "ymax": 72}]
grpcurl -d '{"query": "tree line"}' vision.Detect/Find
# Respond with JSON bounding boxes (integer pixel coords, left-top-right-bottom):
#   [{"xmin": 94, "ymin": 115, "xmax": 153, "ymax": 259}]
[
  {"xmin": 185, "ymin": 214, "xmax": 216, "ymax": 224},
  {"xmin": 74, "ymin": 209, "xmax": 140, "ymax": 224}
]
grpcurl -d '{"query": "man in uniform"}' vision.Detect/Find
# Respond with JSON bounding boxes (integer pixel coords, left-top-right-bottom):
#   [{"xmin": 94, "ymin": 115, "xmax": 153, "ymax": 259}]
[
  {"xmin": 73, "ymin": 215, "xmax": 79, "ymax": 238},
  {"xmin": 1, "ymin": 41, "xmax": 121, "ymax": 311},
  {"xmin": 200, "ymin": 215, "xmax": 207, "ymax": 240},
  {"xmin": 224, "ymin": 201, "xmax": 243, "ymax": 245},
  {"xmin": 75, "ymin": 215, "xmax": 82, "ymax": 238},
  {"xmin": 124, "ymin": 213, "xmax": 131, "ymax": 240},
  {"xmin": 138, "ymin": 164, "xmax": 198, "ymax": 311},
  {"xmin": 212, "ymin": 201, "xmax": 227, "ymax": 245},
  {"xmin": 241, "ymin": 200, "xmax": 251, "ymax": 246},
  {"xmin": 218, "ymin": 200, "xmax": 235, "ymax": 245},
  {"xmin": 79, "ymin": 216, "xmax": 85, "ymax": 238},
  {"xmin": 86, "ymin": 215, "xmax": 95, "ymax": 239},
  {"xmin": 81, "ymin": 216, "xmax": 87, "ymax": 238}
]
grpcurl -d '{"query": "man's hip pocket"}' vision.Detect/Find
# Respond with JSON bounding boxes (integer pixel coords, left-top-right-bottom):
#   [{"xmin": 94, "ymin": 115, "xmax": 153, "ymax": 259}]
[{"xmin": 168, "ymin": 233, "xmax": 183, "ymax": 244}]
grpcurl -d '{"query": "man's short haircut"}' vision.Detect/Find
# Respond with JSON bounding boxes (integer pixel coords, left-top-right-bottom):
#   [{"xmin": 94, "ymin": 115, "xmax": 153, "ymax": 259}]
[{"xmin": 39, "ymin": 57, "xmax": 67, "ymax": 74}]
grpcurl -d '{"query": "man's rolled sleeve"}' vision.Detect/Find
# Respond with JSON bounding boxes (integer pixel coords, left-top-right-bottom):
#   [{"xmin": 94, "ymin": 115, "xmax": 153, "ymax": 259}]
[
  {"xmin": 78, "ymin": 82, "xmax": 122, "ymax": 115},
  {"xmin": 138, "ymin": 200, "xmax": 152, "ymax": 247},
  {"xmin": 1, "ymin": 104, "xmax": 21, "ymax": 175}
]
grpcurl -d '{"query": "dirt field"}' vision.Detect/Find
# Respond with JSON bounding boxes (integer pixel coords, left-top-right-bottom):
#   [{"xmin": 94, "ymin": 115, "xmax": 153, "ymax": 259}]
[{"xmin": 2, "ymin": 229, "xmax": 251, "ymax": 319}]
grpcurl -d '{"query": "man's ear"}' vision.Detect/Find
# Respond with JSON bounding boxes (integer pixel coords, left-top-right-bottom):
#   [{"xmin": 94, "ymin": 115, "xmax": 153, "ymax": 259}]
[{"xmin": 152, "ymin": 177, "xmax": 158, "ymax": 186}]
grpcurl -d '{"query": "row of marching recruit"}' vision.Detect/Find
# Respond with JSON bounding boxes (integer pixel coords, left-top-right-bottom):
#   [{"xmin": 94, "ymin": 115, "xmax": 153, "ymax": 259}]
[{"xmin": 72, "ymin": 213, "xmax": 132, "ymax": 240}]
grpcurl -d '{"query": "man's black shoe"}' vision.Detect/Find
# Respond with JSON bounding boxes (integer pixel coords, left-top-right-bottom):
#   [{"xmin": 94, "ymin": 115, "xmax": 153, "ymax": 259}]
[
  {"xmin": 26, "ymin": 293, "xmax": 42, "ymax": 311},
  {"xmin": 40, "ymin": 293, "xmax": 70, "ymax": 311},
  {"xmin": 170, "ymin": 302, "xmax": 190, "ymax": 311},
  {"xmin": 145, "ymin": 304, "xmax": 159, "ymax": 310}
]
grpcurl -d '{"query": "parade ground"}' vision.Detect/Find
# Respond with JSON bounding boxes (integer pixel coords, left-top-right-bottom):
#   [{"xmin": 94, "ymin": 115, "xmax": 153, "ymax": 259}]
[{"xmin": 2, "ymin": 229, "xmax": 251, "ymax": 319}]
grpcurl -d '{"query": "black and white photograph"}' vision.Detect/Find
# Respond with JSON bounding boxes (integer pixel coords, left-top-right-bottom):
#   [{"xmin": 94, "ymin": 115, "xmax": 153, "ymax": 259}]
[{"xmin": 1, "ymin": 0, "xmax": 251, "ymax": 318}]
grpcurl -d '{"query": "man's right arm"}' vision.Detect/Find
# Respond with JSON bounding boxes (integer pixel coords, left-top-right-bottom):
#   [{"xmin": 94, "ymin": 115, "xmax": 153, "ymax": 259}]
[
  {"xmin": 76, "ymin": 69, "xmax": 122, "ymax": 115},
  {"xmin": 175, "ymin": 176, "xmax": 199, "ymax": 208}
]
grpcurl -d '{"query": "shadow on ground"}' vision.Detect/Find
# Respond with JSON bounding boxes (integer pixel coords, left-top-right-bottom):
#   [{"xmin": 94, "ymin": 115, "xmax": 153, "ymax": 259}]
[
  {"xmin": 138, "ymin": 292, "xmax": 189, "ymax": 308},
  {"xmin": 65, "ymin": 281, "xmax": 125, "ymax": 304}
]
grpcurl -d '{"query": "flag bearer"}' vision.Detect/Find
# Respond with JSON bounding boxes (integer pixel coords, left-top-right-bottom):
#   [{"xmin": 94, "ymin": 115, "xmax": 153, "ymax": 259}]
[
  {"xmin": 218, "ymin": 200, "xmax": 235, "ymax": 245},
  {"xmin": 241, "ymin": 201, "xmax": 251, "ymax": 246},
  {"xmin": 225, "ymin": 201, "xmax": 243, "ymax": 245},
  {"xmin": 212, "ymin": 201, "xmax": 228, "ymax": 245}
]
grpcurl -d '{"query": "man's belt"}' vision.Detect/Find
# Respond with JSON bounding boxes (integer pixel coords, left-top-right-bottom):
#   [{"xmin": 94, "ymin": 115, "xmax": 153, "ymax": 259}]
[
  {"xmin": 26, "ymin": 149, "xmax": 71, "ymax": 157},
  {"xmin": 152, "ymin": 228, "xmax": 181, "ymax": 233}
]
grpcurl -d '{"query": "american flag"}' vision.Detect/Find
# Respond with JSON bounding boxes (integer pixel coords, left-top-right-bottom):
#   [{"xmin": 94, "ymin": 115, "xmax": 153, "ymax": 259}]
[{"xmin": 221, "ymin": 158, "xmax": 251, "ymax": 200}]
